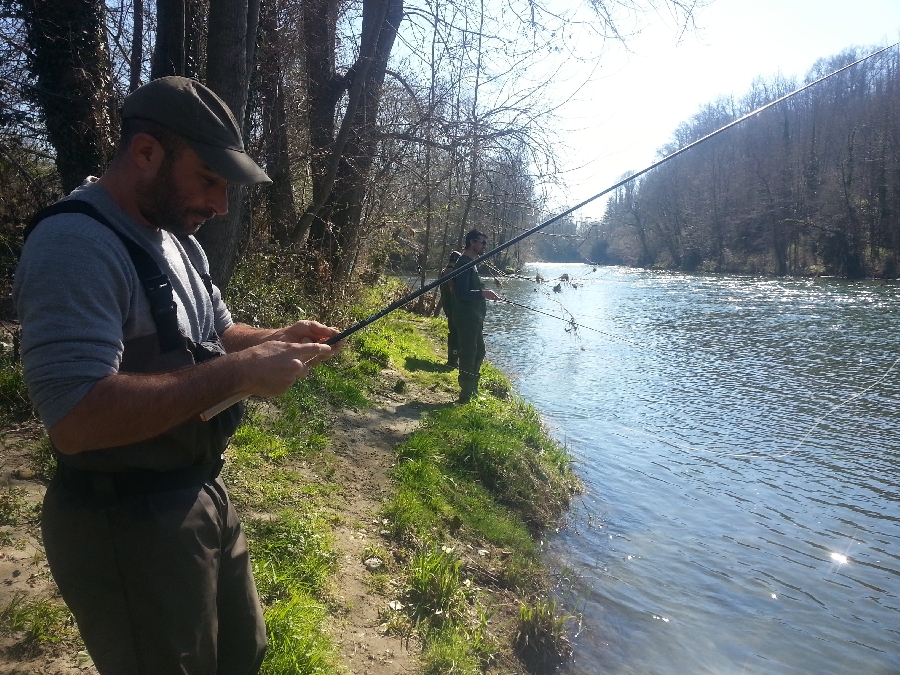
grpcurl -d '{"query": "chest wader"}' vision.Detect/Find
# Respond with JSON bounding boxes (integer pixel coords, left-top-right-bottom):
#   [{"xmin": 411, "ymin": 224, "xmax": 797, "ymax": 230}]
[
  {"xmin": 25, "ymin": 199, "xmax": 244, "ymax": 483},
  {"xmin": 25, "ymin": 201, "xmax": 266, "ymax": 675},
  {"xmin": 451, "ymin": 257, "xmax": 487, "ymax": 403}
]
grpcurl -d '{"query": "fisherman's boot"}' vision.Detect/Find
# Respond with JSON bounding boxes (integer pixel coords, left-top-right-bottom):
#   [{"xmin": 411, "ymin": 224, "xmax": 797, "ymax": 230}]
[{"xmin": 457, "ymin": 376, "xmax": 477, "ymax": 404}]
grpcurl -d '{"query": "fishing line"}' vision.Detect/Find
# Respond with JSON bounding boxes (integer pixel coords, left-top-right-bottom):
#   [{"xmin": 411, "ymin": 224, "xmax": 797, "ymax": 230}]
[
  {"xmin": 762, "ymin": 353, "xmax": 899, "ymax": 460},
  {"xmin": 482, "ymin": 262, "xmax": 645, "ymax": 351},
  {"xmin": 483, "ymin": 259, "xmax": 602, "ymax": 286},
  {"xmin": 480, "ymin": 260, "xmax": 620, "ymax": 336},
  {"xmin": 320, "ymin": 42, "xmax": 900, "ymax": 349},
  {"xmin": 202, "ymin": 42, "xmax": 899, "ymax": 420},
  {"xmin": 490, "ymin": 261, "xmax": 900, "ymax": 460},
  {"xmin": 498, "ymin": 298, "xmax": 652, "ymax": 350},
  {"xmin": 480, "ymin": 260, "xmax": 536, "ymax": 284}
]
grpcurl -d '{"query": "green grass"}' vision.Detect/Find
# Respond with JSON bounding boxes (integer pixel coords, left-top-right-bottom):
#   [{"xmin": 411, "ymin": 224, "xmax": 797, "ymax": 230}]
[
  {"xmin": 0, "ymin": 486, "xmax": 28, "ymax": 526},
  {"xmin": 513, "ymin": 598, "xmax": 575, "ymax": 673},
  {"xmin": 247, "ymin": 510, "xmax": 337, "ymax": 605},
  {"xmin": 227, "ymin": 275, "xmax": 578, "ymax": 672},
  {"xmin": 221, "ymin": 384, "xmax": 345, "ymax": 674},
  {"xmin": 217, "ymin": 274, "xmax": 445, "ymax": 675},
  {"xmin": 385, "ymin": 395, "xmax": 579, "ymax": 550},
  {"xmin": 0, "ymin": 593, "xmax": 75, "ymax": 644},
  {"xmin": 261, "ymin": 591, "xmax": 336, "ymax": 675},
  {"xmin": 400, "ymin": 546, "xmax": 497, "ymax": 674},
  {"xmin": 420, "ymin": 627, "xmax": 482, "ymax": 675},
  {"xmin": 357, "ymin": 301, "xmax": 581, "ymax": 671},
  {"xmin": 363, "ymin": 310, "xmax": 581, "ymax": 671},
  {"xmin": 5, "ymin": 266, "xmax": 576, "ymax": 674},
  {"xmin": 30, "ymin": 437, "xmax": 57, "ymax": 481},
  {"xmin": 405, "ymin": 546, "xmax": 466, "ymax": 625},
  {"xmin": 223, "ymin": 424, "xmax": 340, "ymax": 673}
]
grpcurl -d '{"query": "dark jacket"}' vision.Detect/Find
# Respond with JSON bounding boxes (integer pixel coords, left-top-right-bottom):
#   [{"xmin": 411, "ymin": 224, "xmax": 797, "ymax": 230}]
[{"xmin": 451, "ymin": 254, "xmax": 486, "ymax": 322}]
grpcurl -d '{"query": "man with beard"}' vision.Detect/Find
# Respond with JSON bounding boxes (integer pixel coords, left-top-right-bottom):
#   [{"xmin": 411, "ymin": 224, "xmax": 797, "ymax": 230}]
[{"xmin": 13, "ymin": 77, "xmax": 343, "ymax": 674}]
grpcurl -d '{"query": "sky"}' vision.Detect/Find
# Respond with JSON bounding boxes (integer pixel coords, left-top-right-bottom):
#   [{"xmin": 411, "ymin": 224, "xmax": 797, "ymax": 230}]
[{"xmin": 550, "ymin": 0, "xmax": 900, "ymax": 220}]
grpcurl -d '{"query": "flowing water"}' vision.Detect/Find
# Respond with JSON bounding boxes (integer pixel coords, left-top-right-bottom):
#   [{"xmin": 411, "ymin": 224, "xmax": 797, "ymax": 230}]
[{"xmin": 480, "ymin": 264, "xmax": 899, "ymax": 675}]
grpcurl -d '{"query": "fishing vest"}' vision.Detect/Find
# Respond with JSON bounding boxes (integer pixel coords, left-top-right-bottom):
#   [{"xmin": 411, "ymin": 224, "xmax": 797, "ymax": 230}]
[
  {"xmin": 451, "ymin": 254, "xmax": 487, "ymax": 321},
  {"xmin": 24, "ymin": 200, "xmax": 244, "ymax": 476}
]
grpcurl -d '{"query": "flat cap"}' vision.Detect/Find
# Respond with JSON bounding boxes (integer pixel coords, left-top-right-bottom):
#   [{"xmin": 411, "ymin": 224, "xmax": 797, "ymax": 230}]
[{"xmin": 123, "ymin": 76, "xmax": 270, "ymax": 185}]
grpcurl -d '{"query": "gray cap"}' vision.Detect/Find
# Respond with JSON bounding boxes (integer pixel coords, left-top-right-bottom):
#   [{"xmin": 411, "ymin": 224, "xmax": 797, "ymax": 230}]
[{"xmin": 122, "ymin": 76, "xmax": 271, "ymax": 185}]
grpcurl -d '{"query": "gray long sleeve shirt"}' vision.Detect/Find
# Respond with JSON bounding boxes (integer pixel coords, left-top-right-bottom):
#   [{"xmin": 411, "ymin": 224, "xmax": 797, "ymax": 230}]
[{"xmin": 13, "ymin": 180, "xmax": 233, "ymax": 430}]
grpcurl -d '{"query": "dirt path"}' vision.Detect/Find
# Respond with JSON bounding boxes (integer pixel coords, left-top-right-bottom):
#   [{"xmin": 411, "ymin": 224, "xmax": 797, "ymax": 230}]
[{"xmin": 326, "ymin": 397, "xmax": 426, "ymax": 674}]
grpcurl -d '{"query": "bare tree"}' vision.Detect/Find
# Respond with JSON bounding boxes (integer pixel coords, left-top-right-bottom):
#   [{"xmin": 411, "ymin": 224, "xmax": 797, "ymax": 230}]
[{"xmin": 193, "ymin": 0, "xmax": 262, "ymax": 286}]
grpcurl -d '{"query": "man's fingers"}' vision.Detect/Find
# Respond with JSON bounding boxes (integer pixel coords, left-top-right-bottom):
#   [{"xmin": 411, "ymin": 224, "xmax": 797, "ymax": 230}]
[{"xmin": 291, "ymin": 342, "xmax": 333, "ymax": 367}]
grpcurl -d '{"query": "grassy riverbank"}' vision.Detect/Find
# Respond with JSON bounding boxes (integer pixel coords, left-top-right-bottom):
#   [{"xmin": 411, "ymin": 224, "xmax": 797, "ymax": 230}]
[{"xmin": 0, "ymin": 264, "xmax": 581, "ymax": 674}]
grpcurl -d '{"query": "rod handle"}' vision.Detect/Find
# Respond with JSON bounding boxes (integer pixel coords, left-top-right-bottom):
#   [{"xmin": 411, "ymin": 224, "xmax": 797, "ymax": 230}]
[{"xmin": 200, "ymin": 392, "xmax": 250, "ymax": 421}]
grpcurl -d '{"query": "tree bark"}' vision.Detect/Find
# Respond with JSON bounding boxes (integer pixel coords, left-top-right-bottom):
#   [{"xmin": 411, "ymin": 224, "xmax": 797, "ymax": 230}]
[
  {"xmin": 20, "ymin": 0, "xmax": 113, "ymax": 193},
  {"xmin": 151, "ymin": 0, "xmax": 202, "ymax": 79},
  {"xmin": 300, "ymin": 0, "xmax": 340, "ymax": 238},
  {"xmin": 195, "ymin": 0, "xmax": 262, "ymax": 288},
  {"xmin": 258, "ymin": 0, "xmax": 296, "ymax": 245},
  {"xmin": 302, "ymin": 0, "xmax": 404, "ymax": 283},
  {"xmin": 129, "ymin": 0, "xmax": 144, "ymax": 92}
]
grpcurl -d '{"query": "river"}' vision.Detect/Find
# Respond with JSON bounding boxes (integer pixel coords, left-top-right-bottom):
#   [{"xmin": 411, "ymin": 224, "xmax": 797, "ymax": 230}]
[{"xmin": 480, "ymin": 263, "xmax": 899, "ymax": 675}]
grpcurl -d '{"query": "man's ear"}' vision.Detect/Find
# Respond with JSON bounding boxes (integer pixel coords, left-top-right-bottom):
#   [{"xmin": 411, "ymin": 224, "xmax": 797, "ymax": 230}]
[{"xmin": 128, "ymin": 132, "xmax": 165, "ymax": 175}]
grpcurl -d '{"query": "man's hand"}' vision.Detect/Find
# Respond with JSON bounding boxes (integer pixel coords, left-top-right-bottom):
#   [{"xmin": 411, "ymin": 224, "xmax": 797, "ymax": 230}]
[
  {"xmin": 221, "ymin": 321, "xmax": 345, "ymax": 361},
  {"xmin": 481, "ymin": 289, "xmax": 502, "ymax": 302},
  {"xmin": 266, "ymin": 320, "xmax": 345, "ymax": 367},
  {"xmin": 268, "ymin": 320, "xmax": 339, "ymax": 344},
  {"xmin": 232, "ymin": 340, "xmax": 336, "ymax": 397}
]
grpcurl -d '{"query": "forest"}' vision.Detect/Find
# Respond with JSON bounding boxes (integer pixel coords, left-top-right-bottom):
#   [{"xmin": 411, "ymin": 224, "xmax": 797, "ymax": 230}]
[
  {"xmin": 0, "ymin": 0, "xmax": 708, "ymax": 315},
  {"xmin": 581, "ymin": 44, "xmax": 900, "ymax": 278},
  {"xmin": 1, "ymin": 0, "xmax": 896, "ymax": 315}
]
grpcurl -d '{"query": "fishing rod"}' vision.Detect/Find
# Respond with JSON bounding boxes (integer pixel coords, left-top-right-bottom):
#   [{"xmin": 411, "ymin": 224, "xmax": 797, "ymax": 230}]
[{"xmin": 201, "ymin": 41, "xmax": 898, "ymax": 420}]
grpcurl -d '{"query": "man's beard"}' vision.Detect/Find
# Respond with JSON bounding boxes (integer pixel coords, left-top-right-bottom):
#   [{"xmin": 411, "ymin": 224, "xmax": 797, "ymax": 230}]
[{"xmin": 138, "ymin": 158, "xmax": 216, "ymax": 236}]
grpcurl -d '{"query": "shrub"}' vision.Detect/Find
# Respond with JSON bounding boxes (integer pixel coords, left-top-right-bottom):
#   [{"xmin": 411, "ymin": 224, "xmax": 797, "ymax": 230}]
[{"xmin": 513, "ymin": 598, "xmax": 574, "ymax": 674}]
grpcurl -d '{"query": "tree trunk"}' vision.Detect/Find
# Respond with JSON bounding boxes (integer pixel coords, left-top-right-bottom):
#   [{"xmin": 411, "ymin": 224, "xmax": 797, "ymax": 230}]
[
  {"xmin": 258, "ymin": 0, "xmax": 296, "ymax": 245},
  {"xmin": 194, "ymin": 0, "xmax": 262, "ymax": 288},
  {"xmin": 151, "ymin": 0, "xmax": 202, "ymax": 79},
  {"xmin": 302, "ymin": 0, "xmax": 404, "ymax": 283},
  {"xmin": 129, "ymin": 0, "xmax": 144, "ymax": 92},
  {"xmin": 301, "ymin": 0, "xmax": 340, "ymax": 231},
  {"xmin": 20, "ymin": 0, "xmax": 113, "ymax": 193}
]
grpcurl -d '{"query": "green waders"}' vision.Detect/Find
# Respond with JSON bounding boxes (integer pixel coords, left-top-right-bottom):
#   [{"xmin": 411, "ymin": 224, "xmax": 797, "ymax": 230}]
[
  {"xmin": 454, "ymin": 310, "xmax": 486, "ymax": 402},
  {"xmin": 450, "ymin": 254, "xmax": 487, "ymax": 403}
]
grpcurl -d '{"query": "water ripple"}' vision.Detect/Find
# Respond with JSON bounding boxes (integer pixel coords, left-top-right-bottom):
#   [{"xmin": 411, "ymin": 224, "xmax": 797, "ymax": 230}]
[{"xmin": 486, "ymin": 265, "xmax": 900, "ymax": 674}]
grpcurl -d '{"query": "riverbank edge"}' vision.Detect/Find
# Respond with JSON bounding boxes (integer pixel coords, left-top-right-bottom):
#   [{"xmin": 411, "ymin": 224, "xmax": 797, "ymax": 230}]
[{"xmin": 0, "ymin": 284, "xmax": 582, "ymax": 674}]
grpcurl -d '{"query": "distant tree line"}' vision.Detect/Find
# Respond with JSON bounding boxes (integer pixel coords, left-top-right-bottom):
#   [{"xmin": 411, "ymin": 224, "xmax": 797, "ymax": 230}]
[
  {"xmin": 583, "ymin": 45, "xmax": 900, "ymax": 279},
  {"xmin": 0, "ymin": 0, "xmax": 699, "ymax": 315}
]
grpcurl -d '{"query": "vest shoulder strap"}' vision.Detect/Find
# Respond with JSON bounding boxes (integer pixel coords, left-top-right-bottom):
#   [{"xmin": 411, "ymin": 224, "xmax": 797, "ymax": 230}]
[{"xmin": 25, "ymin": 200, "xmax": 185, "ymax": 353}]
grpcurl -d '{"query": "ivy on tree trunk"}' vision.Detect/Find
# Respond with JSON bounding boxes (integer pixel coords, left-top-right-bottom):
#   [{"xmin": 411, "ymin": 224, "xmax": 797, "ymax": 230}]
[{"xmin": 20, "ymin": 0, "xmax": 113, "ymax": 194}]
